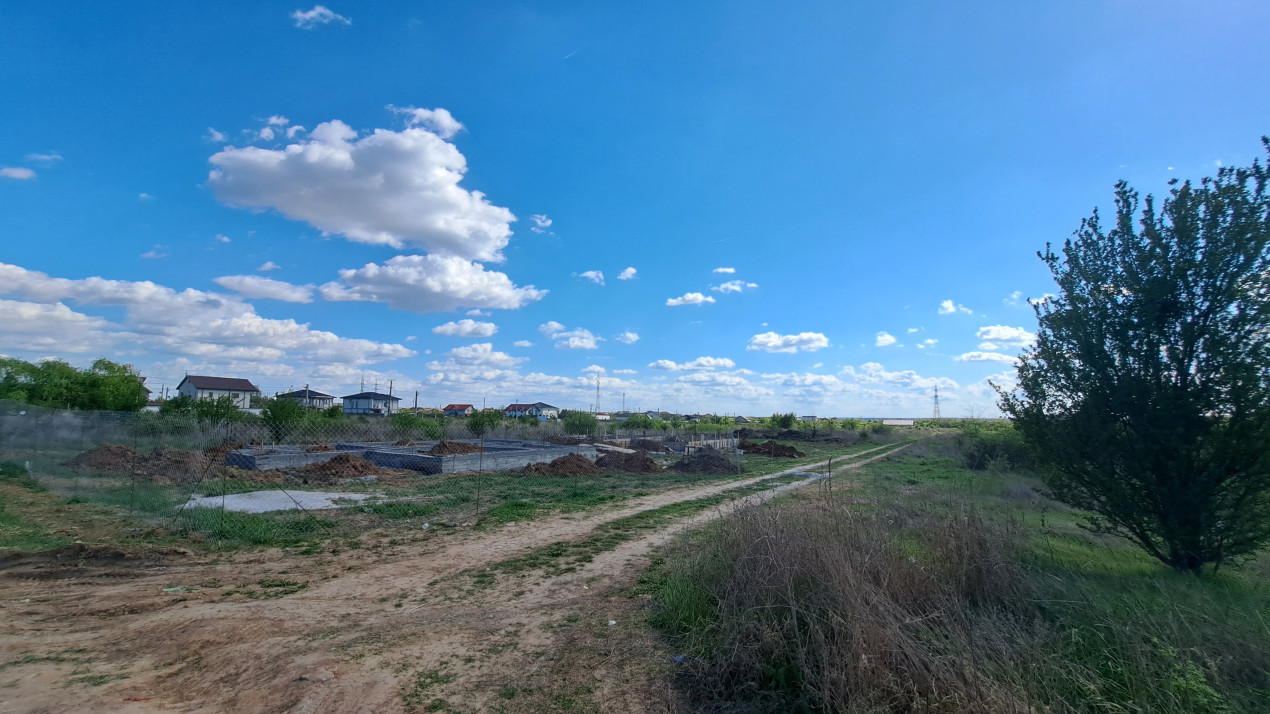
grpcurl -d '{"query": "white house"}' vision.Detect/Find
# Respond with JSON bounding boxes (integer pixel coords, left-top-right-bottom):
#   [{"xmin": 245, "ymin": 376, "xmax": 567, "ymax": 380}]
[
  {"xmin": 276, "ymin": 388, "xmax": 335, "ymax": 409},
  {"xmin": 340, "ymin": 391, "xmax": 401, "ymax": 416},
  {"xmin": 532, "ymin": 402, "xmax": 560, "ymax": 419},
  {"xmin": 442, "ymin": 403, "xmax": 475, "ymax": 418},
  {"xmin": 176, "ymin": 375, "xmax": 260, "ymax": 409}
]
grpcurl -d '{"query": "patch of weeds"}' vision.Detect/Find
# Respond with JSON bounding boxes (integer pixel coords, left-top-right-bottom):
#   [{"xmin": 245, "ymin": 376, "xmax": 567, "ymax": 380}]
[
  {"xmin": 485, "ymin": 500, "xmax": 538, "ymax": 523},
  {"xmin": 401, "ymin": 668, "xmax": 458, "ymax": 709},
  {"xmin": 0, "ymin": 461, "xmax": 46, "ymax": 492}
]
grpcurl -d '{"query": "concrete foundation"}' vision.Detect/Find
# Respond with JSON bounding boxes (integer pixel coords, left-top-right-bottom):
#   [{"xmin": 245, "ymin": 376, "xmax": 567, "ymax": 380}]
[{"xmin": 223, "ymin": 440, "xmax": 599, "ymax": 474}]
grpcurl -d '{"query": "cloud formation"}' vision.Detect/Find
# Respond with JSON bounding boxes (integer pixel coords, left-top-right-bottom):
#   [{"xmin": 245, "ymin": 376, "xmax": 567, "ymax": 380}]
[
  {"xmin": 213, "ymin": 275, "xmax": 314, "ymax": 303},
  {"xmin": 615, "ymin": 331, "xmax": 640, "ymax": 344},
  {"xmin": 746, "ymin": 331, "xmax": 830, "ymax": 353},
  {"xmin": 975, "ymin": 325, "xmax": 1035, "ymax": 347},
  {"xmin": 208, "ymin": 116, "xmax": 515, "ymax": 261},
  {"xmin": 938, "ymin": 299, "xmax": 973, "ymax": 315},
  {"xmin": 1, "ymin": 167, "xmax": 35, "ymax": 180},
  {"xmin": 648, "ymin": 356, "xmax": 736, "ymax": 371},
  {"xmin": 875, "ymin": 331, "xmax": 897, "ymax": 347},
  {"xmin": 617, "ymin": 266, "xmax": 637, "ymax": 280},
  {"xmin": 539, "ymin": 322, "xmax": 602, "ymax": 350},
  {"xmin": 292, "ymin": 5, "xmax": 351, "ymax": 29},
  {"xmin": 712, "ymin": 267, "xmax": 735, "ymax": 274},
  {"xmin": 666, "ymin": 292, "xmax": 715, "ymax": 307},
  {"xmin": 711, "ymin": 280, "xmax": 758, "ymax": 293},
  {"xmin": 953, "ymin": 351, "xmax": 1019, "ymax": 364},
  {"xmin": 432, "ymin": 319, "xmax": 497, "ymax": 338},
  {"xmin": 319, "ymin": 254, "xmax": 545, "ymax": 313},
  {"xmin": 576, "ymin": 270, "xmax": 605, "ymax": 285}
]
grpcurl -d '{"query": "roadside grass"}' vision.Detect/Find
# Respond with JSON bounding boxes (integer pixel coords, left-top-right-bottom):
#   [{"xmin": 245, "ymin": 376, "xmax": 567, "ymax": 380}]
[{"xmin": 644, "ymin": 435, "xmax": 1270, "ymax": 713}]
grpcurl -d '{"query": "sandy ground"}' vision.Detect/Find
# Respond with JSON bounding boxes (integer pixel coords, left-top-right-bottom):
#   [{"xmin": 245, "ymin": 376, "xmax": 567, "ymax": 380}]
[{"xmin": 0, "ymin": 445, "xmax": 903, "ymax": 713}]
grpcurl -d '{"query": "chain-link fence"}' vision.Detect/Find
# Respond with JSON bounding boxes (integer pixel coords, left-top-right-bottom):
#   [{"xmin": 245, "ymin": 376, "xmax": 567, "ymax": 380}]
[{"xmin": 0, "ymin": 400, "xmax": 745, "ymax": 549}]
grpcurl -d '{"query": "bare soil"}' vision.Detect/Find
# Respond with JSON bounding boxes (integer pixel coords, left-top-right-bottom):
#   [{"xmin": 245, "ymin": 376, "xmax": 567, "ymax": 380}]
[
  {"xmin": 669, "ymin": 447, "xmax": 742, "ymax": 475},
  {"xmin": 595, "ymin": 451, "xmax": 663, "ymax": 473},
  {"xmin": 629, "ymin": 438, "xmax": 669, "ymax": 453},
  {"xmin": 544, "ymin": 436, "xmax": 590, "ymax": 446},
  {"xmin": 738, "ymin": 439, "xmax": 806, "ymax": 458},
  {"xmin": 62, "ymin": 444, "xmax": 222, "ymax": 484},
  {"xmin": 0, "ymin": 446, "xmax": 906, "ymax": 713},
  {"xmin": 521, "ymin": 453, "xmax": 603, "ymax": 477},
  {"xmin": 295, "ymin": 453, "xmax": 390, "ymax": 481},
  {"xmin": 427, "ymin": 441, "xmax": 485, "ymax": 456}
]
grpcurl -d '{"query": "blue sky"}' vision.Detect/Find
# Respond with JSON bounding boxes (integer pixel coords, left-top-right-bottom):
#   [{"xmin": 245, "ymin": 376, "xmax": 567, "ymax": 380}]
[{"xmin": 2, "ymin": 1, "xmax": 1267, "ymax": 416}]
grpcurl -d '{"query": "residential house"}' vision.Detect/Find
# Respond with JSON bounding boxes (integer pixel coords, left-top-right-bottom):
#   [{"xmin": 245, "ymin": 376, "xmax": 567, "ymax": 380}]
[
  {"xmin": 503, "ymin": 403, "xmax": 537, "ymax": 418},
  {"xmin": 341, "ymin": 391, "xmax": 401, "ymax": 416},
  {"xmin": 276, "ymin": 388, "xmax": 335, "ymax": 409},
  {"xmin": 176, "ymin": 375, "xmax": 260, "ymax": 409},
  {"xmin": 442, "ymin": 403, "xmax": 474, "ymax": 418},
  {"xmin": 532, "ymin": 402, "xmax": 560, "ymax": 419},
  {"xmin": 733, "ymin": 416, "xmax": 752, "ymax": 424}
]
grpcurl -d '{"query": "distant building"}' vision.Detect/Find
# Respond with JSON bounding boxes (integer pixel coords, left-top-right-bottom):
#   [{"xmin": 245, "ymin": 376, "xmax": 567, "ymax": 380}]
[
  {"xmin": 442, "ymin": 403, "xmax": 475, "ymax": 418},
  {"xmin": 176, "ymin": 375, "xmax": 260, "ymax": 409},
  {"xmin": 341, "ymin": 391, "xmax": 401, "ymax": 416},
  {"xmin": 532, "ymin": 402, "xmax": 560, "ymax": 419},
  {"xmin": 881, "ymin": 419, "xmax": 915, "ymax": 427},
  {"xmin": 503, "ymin": 403, "xmax": 537, "ymax": 418},
  {"xmin": 276, "ymin": 388, "xmax": 335, "ymax": 410},
  {"xmin": 733, "ymin": 416, "xmax": 751, "ymax": 424},
  {"xmin": 800, "ymin": 415, "xmax": 817, "ymax": 423}
]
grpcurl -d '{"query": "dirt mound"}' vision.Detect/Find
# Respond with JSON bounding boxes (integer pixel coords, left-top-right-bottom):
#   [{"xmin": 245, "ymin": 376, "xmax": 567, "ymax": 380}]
[
  {"xmin": 306, "ymin": 442, "xmax": 336, "ymax": 452},
  {"xmin": 738, "ymin": 440, "xmax": 806, "ymax": 458},
  {"xmin": 204, "ymin": 440, "xmax": 245, "ymax": 462},
  {"xmin": 669, "ymin": 447, "xmax": 742, "ymax": 475},
  {"xmin": 63, "ymin": 444, "xmax": 141, "ymax": 472},
  {"xmin": 521, "ymin": 453, "xmax": 602, "ymax": 477},
  {"xmin": 629, "ymin": 438, "xmax": 669, "ymax": 453},
  {"xmin": 144, "ymin": 447, "xmax": 211, "ymax": 475},
  {"xmin": 429, "ymin": 441, "xmax": 485, "ymax": 455},
  {"xmin": 733, "ymin": 428, "xmax": 765, "ymax": 439},
  {"xmin": 595, "ymin": 451, "xmax": 663, "ymax": 473},
  {"xmin": 296, "ymin": 453, "xmax": 383, "ymax": 484},
  {"xmin": 544, "ymin": 436, "xmax": 591, "ymax": 446},
  {"xmin": 775, "ymin": 429, "xmax": 809, "ymax": 440}
]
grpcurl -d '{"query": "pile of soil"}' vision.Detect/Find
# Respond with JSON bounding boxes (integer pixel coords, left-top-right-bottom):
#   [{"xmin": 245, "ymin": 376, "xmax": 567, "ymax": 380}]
[
  {"xmin": 669, "ymin": 447, "xmax": 742, "ymax": 475},
  {"xmin": 776, "ymin": 429, "xmax": 809, "ymax": 441},
  {"xmin": 428, "ymin": 441, "xmax": 485, "ymax": 455},
  {"xmin": 738, "ymin": 440, "xmax": 806, "ymax": 458},
  {"xmin": 521, "ymin": 453, "xmax": 602, "ymax": 477},
  {"xmin": 204, "ymin": 440, "xmax": 245, "ymax": 462},
  {"xmin": 296, "ymin": 453, "xmax": 383, "ymax": 481},
  {"xmin": 63, "ymin": 444, "xmax": 142, "ymax": 472},
  {"xmin": 544, "ymin": 436, "xmax": 591, "ymax": 446},
  {"xmin": 733, "ymin": 428, "xmax": 765, "ymax": 439},
  {"xmin": 629, "ymin": 438, "xmax": 669, "ymax": 453},
  {"xmin": 305, "ymin": 442, "xmax": 336, "ymax": 452},
  {"xmin": 144, "ymin": 447, "xmax": 211, "ymax": 474},
  {"xmin": 595, "ymin": 451, "xmax": 663, "ymax": 473}
]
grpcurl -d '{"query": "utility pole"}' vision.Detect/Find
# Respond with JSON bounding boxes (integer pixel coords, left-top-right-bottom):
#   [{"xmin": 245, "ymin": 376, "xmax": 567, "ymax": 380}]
[
  {"xmin": 388, "ymin": 379, "xmax": 393, "ymax": 397},
  {"xmin": 932, "ymin": 386, "xmax": 942, "ymax": 419},
  {"xmin": 414, "ymin": 391, "xmax": 419, "ymax": 410}
]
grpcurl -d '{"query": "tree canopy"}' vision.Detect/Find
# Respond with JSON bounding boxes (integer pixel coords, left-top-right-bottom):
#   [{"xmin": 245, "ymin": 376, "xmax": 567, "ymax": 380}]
[
  {"xmin": 0, "ymin": 357, "xmax": 148, "ymax": 411},
  {"xmin": 1000, "ymin": 139, "xmax": 1270, "ymax": 573}
]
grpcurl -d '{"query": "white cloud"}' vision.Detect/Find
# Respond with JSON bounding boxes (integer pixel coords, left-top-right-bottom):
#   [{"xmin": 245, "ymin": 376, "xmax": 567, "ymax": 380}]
[
  {"xmin": 286, "ymin": 125, "xmax": 306, "ymax": 139},
  {"xmin": 529, "ymin": 213, "xmax": 553, "ymax": 234},
  {"xmin": 938, "ymin": 299, "xmax": 973, "ymax": 315},
  {"xmin": 24, "ymin": 153, "xmax": 62, "ymax": 164},
  {"xmin": 465, "ymin": 308, "xmax": 488, "ymax": 317},
  {"xmin": 538, "ymin": 321, "xmax": 603, "ymax": 350},
  {"xmin": 292, "ymin": 5, "xmax": 351, "ymax": 29},
  {"xmin": 615, "ymin": 331, "xmax": 640, "ymax": 344},
  {"xmin": 213, "ymin": 275, "xmax": 314, "ymax": 303},
  {"xmin": 617, "ymin": 266, "xmax": 637, "ymax": 280},
  {"xmin": 0, "ymin": 262, "xmax": 414, "ymax": 368},
  {"xmin": 875, "ymin": 331, "xmax": 897, "ymax": 347},
  {"xmin": 208, "ymin": 116, "xmax": 515, "ymax": 262},
  {"xmin": 257, "ymin": 261, "xmax": 281, "ymax": 272},
  {"xmin": 0, "ymin": 299, "xmax": 119, "ymax": 354},
  {"xmin": 576, "ymin": 270, "xmax": 605, "ymax": 285},
  {"xmin": 215, "ymin": 234, "xmax": 231, "ymax": 244},
  {"xmin": 666, "ymin": 292, "xmax": 715, "ymax": 307},
  {"xmin": 319, "ymin": 254, "xmax": 545, "ymax": 313},
  {"xmin": 582, "ymin": 365, "xmax": 606, "ymax": 375},
  {"xmin": 712, "ymin": 267, "xmax": 736, "ymax": 274},
  {"xmin": 205, "ymin": 128, "xmax": 227, "ymax": 143},
  {"xmin": 388, "ymin": 105, "xmax": 464, "ymax": 140},
  {"xmin": 140, "ymin": 245, "xmax": 168, "ymax": 259},
  {"xmin": 426, "ymin": 342, "xmax": 523, "ymax": 369},
  {"xmin": 907, "ymin": 327, "xmax": 920, "ymax": 333},
  {"xmin": 840, "ymin": 362, "xmax": 959, "ymax": 391},
  {"xmin": 711, "ymin": 280, "xmax": 758, "ymax": 293},
  {"xmin": 916, "ymin": 338, "xmax": 938, "ymax": 350},
  {"xmin": 954, "ymin": 351, "xmax": 1019, "ymax": 364},
  {"xmin": 258, "ymin": 126, "xmax": 276, "ymax": 141},
  {"xmin": 612, "ymin": 368, "xmax": 637, "ymax": 375},
  {"xmin": 513, "ymin": 340, "xmax": 533, "ymax": 348},
  {"xmin": 746, "ymin": 331, "xmax": 830, "ymax": 353},
  {"xmin": 267, "ymin": 115, "xmax": 290, "ymax": 127},
  {"xmin": 0, "ymin": 167, "xmax": 35, "ymax": 180},
  {"xmin": 432, "ymin": 319, "xmax": 497, "ymax": 337},
  {"xmin": 138, "ymin": 193, "xmax": 154, "ymax": 201},
  {"xmin": 1003, "ymin": 290, "xmax": 1024, "ymax": 306},
  {"xmin": 648, "ymin": 356, "xmax": 735, "ymax": 371},
  {"xmin": 1028, "ymin": 294, "xmax": 1055, "ymax": 306},
  {"xmin": 976, "ymin": 325, "xmax": 1035, "ymax": 347}
]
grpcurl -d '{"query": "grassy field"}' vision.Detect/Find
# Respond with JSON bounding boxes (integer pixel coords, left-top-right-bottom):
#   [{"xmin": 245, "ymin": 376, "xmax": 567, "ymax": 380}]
[{"xmin": 642, "ymin": 433, "xmax": 1270, "ymax": 713}]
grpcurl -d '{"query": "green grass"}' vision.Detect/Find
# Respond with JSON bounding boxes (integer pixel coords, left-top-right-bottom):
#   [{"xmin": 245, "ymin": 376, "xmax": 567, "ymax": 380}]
[{"xmin": 177, "ymin": 508, "xmax": 336, "ymax": 547}]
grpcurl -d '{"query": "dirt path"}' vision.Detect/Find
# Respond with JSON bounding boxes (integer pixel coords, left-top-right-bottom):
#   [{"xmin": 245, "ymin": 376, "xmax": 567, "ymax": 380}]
[{"xmin": 0, "ymin": 444, "xmax": 905, "ymax": 713}]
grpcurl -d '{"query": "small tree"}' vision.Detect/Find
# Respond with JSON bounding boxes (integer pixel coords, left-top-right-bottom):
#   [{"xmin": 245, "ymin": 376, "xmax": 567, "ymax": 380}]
[
  {"xmin": 192, "ymin": 395, "xmax": 243, "ymax": 426},
  {"xmin": 466, "ymin": 410, "xmax": 502, "ymax": 439},
  {"xmin": 1000, "ymin": 141, "xmax": 1270, "ymax": 573},
  {"xmin": 261, "ymin": 398, "xmax": 305, "ymax": 443},
  {"xmin": 561, "ymin": 410, "xmax": 599, "ymax": 436},
  {"xmin": 769, "ymin": 412, "xmax": 797, "ymax": 430}
]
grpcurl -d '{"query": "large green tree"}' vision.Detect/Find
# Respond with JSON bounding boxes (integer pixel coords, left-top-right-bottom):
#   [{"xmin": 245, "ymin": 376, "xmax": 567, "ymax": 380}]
[
  {"xmin": 1000, "ymin": 140, "xmax": 1270, "ymax": 573},
  {"xmin": 0, "ymin": 357, "xmax": 147, "ymax": 411}
]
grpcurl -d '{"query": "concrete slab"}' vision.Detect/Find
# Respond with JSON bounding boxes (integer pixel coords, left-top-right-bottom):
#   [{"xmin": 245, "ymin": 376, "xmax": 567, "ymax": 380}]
[{"xmin": 178, "ymin": 490, "xmax": 372, "ymax": 514}]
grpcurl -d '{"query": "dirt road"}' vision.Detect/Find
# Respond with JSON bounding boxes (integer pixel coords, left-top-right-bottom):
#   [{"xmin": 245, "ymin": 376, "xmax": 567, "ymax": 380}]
[{"xmin": 0, "ymin": 444, "xmax": 904, "ymax": 713}]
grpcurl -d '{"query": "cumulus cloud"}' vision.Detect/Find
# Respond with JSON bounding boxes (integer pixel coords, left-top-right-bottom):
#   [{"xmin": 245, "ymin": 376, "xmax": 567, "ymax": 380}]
[
  {"xmin": 205, "ymin": 128, "xmax": 227, "ymax": 143},
  {"xmin": 0, "ymin": 299, "xmax": 119, "ymax": 354},
  {"xmin": 0, "ymin": 262, "xmax": 414, "ymax": 368},
  {"xmin": 954, "ymin": 351, "xmax": 1019, "ymax": 364},
  {"xmin": 746, "ymin": 332, "xmax": 830, "ymax": 353},
  {"xmin": 666, "ymin": 292, "xmax": 715, "ymax": 307},
  {"xmin": 213, "ymin": 275, "xmax": 314, "ymax": 303},
  {"xmin": 513, "ymin": 340, "xmax": 533, "ymax": 348},
  {"xmin": 432, "ymin": 319, "xmax": 497, "ymax": 337},
  {"xmin": 617, "ymin": 266, "xmax": 637, "ymax": 280},
  {"xmin": 712, "ymin": 267, "xmax": 736, "ymax": 274},
  {"xmin": 576, "ymin": 270, "xmax": 605, "ymax": 285},
  {"xmin": 875, "ymin": 331, "xmax": 897, "ymax": 347},
  {"xmin": 615, "ymin": 331, "xmax": 639, "ymax": 344},
  {"xmin": 539, "ymin": 321, "xmax": 603, "ymax": 350},
  {"xmin": 292, "ymin": 5, "xmax": 351, "ymax": 29},
  {"xmin": 648, "ymin": 356, "xmax": 735, "ymax": 371},
  {"xmin": 1, "ymin": 167, "xmax": 35, "ymax": 180},
  {"xmin": 1003, "ymin": 290, "xmax": 1024, "ymax": 306},
  {"xmin": 612, "ymin": 368, "xmax": 637, "ymax": 375},
  {"xmin": 582, "ymin": 365, "xmax": 606, "ymax": 375},
  {"xmin": 208, "ymin": 116, "xmax": 516, "ymax": 261},
  {"xmin": 214, "ymin": 234, "xmax": 231, "ymax": 244},
  {"xmin": 916, "ymin": 338, "xmax": 938, "ymax": 350},
  {"xmin": 938, "ymin": 299, "xmax": 973, "ymax": 315},
  {"xmin": 529, "ymin": 214, "xmax": 553, "ymax": 234},
  {"xmin": 427, "ymin": 342, "xmax": 523, "ymax": 369},
  {"xmin": 257, "ymin": 261, "xmax": 281, "ymax": 272},
  {"xmin": 841, "ymin": 362, "xmax": 959, "ymax": 391},
  {"xmin": 711, "ymin": 280, "xmax": 758, "ymax": 293},
  {"xmin": 319, "ymin": 254, "xmax": 545, "ymax": 313},
  {"xmin": 975, "ymin": 325, "xmax": 1035, "ymax": 347},
  {"xmin": 388, "ymin": 105, "xmax": 463, "ymax": 139},
  {"xmin": 140, "ymin": 245, "xmax": 168, "ymax": 259}
]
